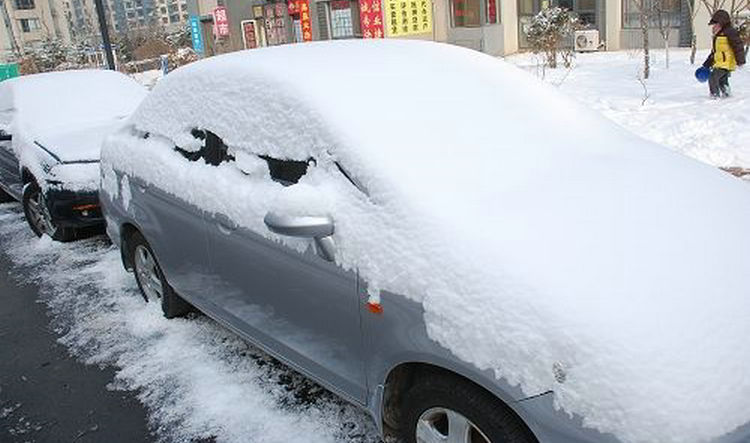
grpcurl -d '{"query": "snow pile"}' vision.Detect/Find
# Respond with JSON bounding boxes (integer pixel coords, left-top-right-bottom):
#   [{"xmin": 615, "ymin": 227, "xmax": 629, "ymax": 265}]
[
  {"xmin": 106, "ymin": 40, "xmax": 750, "ymax": 443},
  {"xmin": 506, "ymin": 49, "xmax": 750, "ymax": 169},
  {"xmin": 0, "ymin": 204, "xmax": 381, "ymax": 443}
]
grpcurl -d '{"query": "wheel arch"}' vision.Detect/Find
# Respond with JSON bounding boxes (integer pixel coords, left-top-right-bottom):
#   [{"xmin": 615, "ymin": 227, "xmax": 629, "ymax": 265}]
[
  {"xmin": 380, "ymin": 360, "xmax": 539, "ymax": 441},
  {"xmin": 20, "ymin": 167, "xmax": 35, "ymax": 185}
]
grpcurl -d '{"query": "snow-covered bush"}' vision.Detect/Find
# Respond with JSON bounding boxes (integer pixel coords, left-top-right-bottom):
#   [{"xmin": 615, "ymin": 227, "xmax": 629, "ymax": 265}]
[{"xmin": 525, "ymin": 7, "xmax": 579, "ymax": 69}]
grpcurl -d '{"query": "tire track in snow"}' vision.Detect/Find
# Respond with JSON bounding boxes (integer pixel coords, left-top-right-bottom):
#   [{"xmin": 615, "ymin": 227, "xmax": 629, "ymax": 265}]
[{"xmin": 0, "ymin": 203, "xmax": 383, "ymax": 443}]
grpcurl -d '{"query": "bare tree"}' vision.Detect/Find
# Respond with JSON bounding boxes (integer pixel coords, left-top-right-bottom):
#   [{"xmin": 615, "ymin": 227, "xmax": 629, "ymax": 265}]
[
  {"xmin": 701, "ymin": 0, "xmax": 750, "ymax": 19},
  {"xmin": 653, "ymin": 0, "xmax": 675, "ymax": 69},
  {"xmin": 686, "ymin": 0, "xmax": 701, "ymax": 64},
  {"xmin": 633, "ymin": 0, "xmax": 652, "ymax": 79}
]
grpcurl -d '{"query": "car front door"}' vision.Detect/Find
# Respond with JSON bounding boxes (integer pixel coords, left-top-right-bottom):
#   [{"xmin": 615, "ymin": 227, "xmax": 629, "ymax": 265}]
[
  {"xmin": 202, "ymin": 133, "xmax": 367, "ymax": 405},
  {"xmin": 0, "ymin": 131, "xmax": 21, "ymax": 199}
]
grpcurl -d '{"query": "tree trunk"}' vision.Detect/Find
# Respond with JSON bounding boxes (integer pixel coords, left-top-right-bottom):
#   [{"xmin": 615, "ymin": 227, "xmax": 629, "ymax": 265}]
[
  {"xmin": 664, "ymin": 35, "xmax": 670, "ymax": 69},
  {"xmin": 690, "ymin": 34, "xmax": 697, "ymax": 64},
  {"xmin": 641, "ymin": 8, "xmax": 650, "ymax": 79}
]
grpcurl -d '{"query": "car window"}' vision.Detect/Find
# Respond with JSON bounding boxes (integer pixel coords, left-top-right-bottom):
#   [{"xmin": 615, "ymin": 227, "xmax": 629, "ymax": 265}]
[
  {"xmin": 175, "ymin": 129, "xmax": 233, "ymax": 165},
  {"xmin": 259, "ymin": 155, "xmax": 309, "ymax": 186}
]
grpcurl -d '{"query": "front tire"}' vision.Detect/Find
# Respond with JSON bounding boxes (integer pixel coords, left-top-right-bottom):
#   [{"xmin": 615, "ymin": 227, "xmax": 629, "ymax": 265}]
[
  {"xmin": 22, "ymin": 181, "xmax": 74, "ymax": 241},
  {"xmin": 128, "ymin": 230, "xmax": 191, "ymax": 318},
  {"xmin": 401, "ymin": 375, "xmax": 537, "ymax": 443}
]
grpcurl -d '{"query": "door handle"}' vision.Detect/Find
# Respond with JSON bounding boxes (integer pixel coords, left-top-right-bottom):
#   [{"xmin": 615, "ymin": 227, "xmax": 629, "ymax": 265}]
[
  {"xmin": 135, "ymin": 182, "xmax": 148, "ymax": 193},
  {"xmin": 214, "ymin": 213, "xmax": 237, "ymax": 235}
]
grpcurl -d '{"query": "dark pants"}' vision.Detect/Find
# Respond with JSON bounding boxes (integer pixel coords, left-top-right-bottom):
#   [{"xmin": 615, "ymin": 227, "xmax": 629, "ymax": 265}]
[{"xmin": 709, "ymin": 68, "xmax": 731, "ymax": 97}]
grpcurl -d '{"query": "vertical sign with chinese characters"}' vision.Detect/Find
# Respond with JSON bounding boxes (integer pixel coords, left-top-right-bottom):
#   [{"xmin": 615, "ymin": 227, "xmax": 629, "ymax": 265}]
[
  {"xmin": 359, "ymin": 0, "xmax": 384, "ymax": 38},
  {"xmin": 298, "ymin": 0, "xmax": 313, "ymax": 41},
  {"xmin": 189, "ymin": 15, "xmax": 204, "ymax": 54},
  {"xmin": 242, "ymin": 20, "xmax": 258, "ymax": 48},
  {"xmin": 385, "ymin": 0, "xmax": 431, "ymax": 36},
  {"xmin": 213, "ymin": 6, "xmax": 230, "ymax": 37}
]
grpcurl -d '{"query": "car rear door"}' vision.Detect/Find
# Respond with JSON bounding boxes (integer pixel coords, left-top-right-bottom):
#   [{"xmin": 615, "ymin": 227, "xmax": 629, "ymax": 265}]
[{"xmin": 201, "ymin": 132, "xmax": 367, "ymax": 405}]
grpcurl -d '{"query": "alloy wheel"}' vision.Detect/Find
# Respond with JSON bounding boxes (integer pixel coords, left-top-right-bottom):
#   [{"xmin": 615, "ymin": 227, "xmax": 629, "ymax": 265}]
[
  {"xmin": 26, "ymin": 187, "xmax": 55, "ymax": 236},
  {"xmin": 416, "ymin": 407, "xmax": 491, "ymax": 443},
  {"xmin": 134, "ymin": 244, "xmax": 164, "ymax": 302}
]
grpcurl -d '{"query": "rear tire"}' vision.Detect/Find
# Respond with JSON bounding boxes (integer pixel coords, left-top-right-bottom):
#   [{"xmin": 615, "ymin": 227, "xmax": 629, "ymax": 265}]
[
  {"xmin": 401, "ymin": 374, "xmax": 537, "ymax": 443},
  {"xmin": 22, "ymin": 181, "xmax": 74, "ymax": 241},
  {"xmin": 128, "ymin": 230, "xmax": 192, "ymax": 319}
]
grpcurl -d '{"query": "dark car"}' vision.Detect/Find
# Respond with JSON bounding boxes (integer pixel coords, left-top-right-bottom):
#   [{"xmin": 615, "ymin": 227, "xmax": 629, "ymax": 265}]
[{"xmin": 0, "ymin": 69, "xmax": 146, "ymax": 240}]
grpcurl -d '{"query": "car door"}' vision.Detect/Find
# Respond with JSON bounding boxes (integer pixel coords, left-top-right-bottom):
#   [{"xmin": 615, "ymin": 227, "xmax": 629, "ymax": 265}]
[
  {"xmin": 202, "ymin": 132, "xmax": 367, "ymax": 405},
  {"xmin": 127, "ymin": 131, "xmax": 213, "ymax": 303},
  {"xmin": 0, "ymin": 130, "xmax": 21, "ymax": 199}
]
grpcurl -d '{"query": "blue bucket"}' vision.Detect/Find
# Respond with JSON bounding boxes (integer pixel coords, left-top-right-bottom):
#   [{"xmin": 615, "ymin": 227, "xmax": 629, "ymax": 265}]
[{"xmin": 695, "ymin": 66, "xmax": 711, "ymax": 83}]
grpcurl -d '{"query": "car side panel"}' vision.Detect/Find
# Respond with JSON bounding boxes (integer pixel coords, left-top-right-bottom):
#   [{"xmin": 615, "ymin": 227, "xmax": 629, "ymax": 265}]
[
  {"xmin": 361, "ymin": 286, "xmax": 622, "ymax": 443},
  {"xmin": 0, "ymin": 139, "xmax": 21, "ymax": 199},
  {"xmin": 121, "ymin": 175, "xmax": 213, "ymax": 302}
]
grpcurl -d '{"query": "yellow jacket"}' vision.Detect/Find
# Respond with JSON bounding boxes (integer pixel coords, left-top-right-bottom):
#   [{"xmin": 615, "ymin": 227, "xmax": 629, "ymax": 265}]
[{"xmin": 713, "ymin": 35, "xmax": 738, "ymax": 71}]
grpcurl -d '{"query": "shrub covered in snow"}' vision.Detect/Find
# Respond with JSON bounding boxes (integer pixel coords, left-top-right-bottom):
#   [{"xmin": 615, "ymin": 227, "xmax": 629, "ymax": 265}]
[{"xmin": 525, "ymin": 7, "xmax": 579, "ymax": 69}]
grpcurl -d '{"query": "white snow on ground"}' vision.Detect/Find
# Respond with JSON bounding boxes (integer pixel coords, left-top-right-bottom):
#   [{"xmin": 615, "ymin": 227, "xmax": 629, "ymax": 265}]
[
  {"xmin": 130, "ymin": 70, "xmax": 164, "ymax": 90},
  {"xmin": 107, "ymin": 40, "xmax": 750, "ymax": 443},
  {"xmin": 0, "ymin": 204, "xmax": 382, "ymax": 443},
  {"xmin": 506, "ymin": 49, "xmax": 750, "ymax": 169}
]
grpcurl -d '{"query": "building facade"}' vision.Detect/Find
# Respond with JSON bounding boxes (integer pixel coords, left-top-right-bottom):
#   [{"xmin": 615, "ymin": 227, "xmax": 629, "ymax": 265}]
[
  {"xmin": 0, "ymin": 0, "xmax": 71, "ymax": 60},
  {"xmin": 187, "ymin": 0, "xmax": 716, "ymax": 57}
]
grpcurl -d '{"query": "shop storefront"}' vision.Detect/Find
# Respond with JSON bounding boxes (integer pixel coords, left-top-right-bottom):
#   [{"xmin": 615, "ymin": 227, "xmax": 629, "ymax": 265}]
[{"xmin": 518, "ymin": 0, "xmax": 605, "ymax": 48}]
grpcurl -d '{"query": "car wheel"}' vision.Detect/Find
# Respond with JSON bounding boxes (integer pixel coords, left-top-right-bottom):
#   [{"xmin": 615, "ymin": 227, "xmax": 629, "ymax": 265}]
[
  {"xmin": 22, "ymin": 181, "xmax": 74, "ymax": 241},
  {"xmin": 128, "ymin": 230, "xmax": 192, "ymax": 319},
  {"xmin": 401, "ymin": 375, "xmax": 537, "ymax": 443}
]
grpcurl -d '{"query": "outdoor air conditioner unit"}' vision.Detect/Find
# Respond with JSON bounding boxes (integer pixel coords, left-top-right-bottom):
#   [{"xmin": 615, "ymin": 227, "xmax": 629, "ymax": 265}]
[{"xmin": 574, "ymin": 29, "xmax": 600, "ymax": 52}]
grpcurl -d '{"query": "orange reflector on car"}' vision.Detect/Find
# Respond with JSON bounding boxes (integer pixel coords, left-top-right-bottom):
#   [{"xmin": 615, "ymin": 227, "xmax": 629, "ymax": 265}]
[
  {"xmin": 367, "ymin": 302, "xmax": 383, "ymax": 315},
  {"xmin": 72, "ymin": 204, "xmax": 99, "ymax": 211}
]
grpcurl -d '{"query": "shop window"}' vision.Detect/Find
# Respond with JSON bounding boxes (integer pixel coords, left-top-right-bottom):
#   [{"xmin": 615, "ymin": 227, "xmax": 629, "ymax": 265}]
[
  {"xmin": 330, "ymin": 0, "xmax": 354, "ymax": 38},
  {"xmin": 451, "ymin": 0, "xmax": 481, "ymax": 28},
  {"xmin": 15, "ymin": 0, "xmax": 34, "ymax": 9},
  {"xmin": 18, "ymin": 18, "xmax": 41, "ymax": 32},
  {"xmin": 622, "ymin": 0, "xmax": 681, "ymax": 29}
]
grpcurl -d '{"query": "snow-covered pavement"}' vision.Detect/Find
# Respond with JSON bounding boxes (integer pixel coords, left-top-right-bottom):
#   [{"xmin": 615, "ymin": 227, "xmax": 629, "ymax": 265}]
[
  {"xmin": 506, "ymin": 49, "xmax": 750, "ymax": 170},
  {"xmin": 0, "ymin": 204, "xmax": 381, "ymax": 443}
]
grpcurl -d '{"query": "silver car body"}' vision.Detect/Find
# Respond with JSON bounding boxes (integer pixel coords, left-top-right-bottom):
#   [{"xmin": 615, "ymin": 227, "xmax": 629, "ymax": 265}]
[{"xmin": 100, "ymin": 41, "xmax": 750, "ymax": 443}]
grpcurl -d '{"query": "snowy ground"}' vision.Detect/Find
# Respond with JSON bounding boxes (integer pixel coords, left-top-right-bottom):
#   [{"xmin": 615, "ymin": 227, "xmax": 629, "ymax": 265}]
[
  {"xmin": 506, "ymin": 48, "xmax": 750, "ymax": 171},
  {"xmin": 0, "ymin": 204, "xmax": 382, "ymax": 443}
]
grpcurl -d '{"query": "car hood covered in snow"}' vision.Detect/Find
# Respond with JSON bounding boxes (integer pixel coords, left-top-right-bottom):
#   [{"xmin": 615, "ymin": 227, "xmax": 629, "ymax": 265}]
[
  {"xmin": 0, "ymin": 69, "xmax": 146, "ymax": 163},
  {"xmin": 124, "ymin": 41, "xmax": 750, "ymax": 443}
]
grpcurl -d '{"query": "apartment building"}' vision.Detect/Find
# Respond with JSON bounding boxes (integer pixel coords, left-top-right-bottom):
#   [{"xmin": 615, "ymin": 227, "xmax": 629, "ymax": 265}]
[
  {"xmin": 0, "ymin": 0, "xmax": 71, "ymax": 60},
  {"xmin": 187, "ymin": 0, "xmax": 716, "ymax": 56}
]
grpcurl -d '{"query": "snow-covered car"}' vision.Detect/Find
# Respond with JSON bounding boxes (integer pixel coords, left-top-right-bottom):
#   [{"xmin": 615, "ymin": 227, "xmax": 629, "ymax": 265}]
[
  {"xmin": 0, "ymin": 70, "xmax": 147, "ymax": 241},
  {"xmin": 100, "ymin": 41, "xmax": 750, "ymax": 443}
]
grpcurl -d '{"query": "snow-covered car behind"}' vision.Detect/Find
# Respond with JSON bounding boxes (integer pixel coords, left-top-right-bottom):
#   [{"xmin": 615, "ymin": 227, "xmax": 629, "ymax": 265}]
[
  {"xmin": 100, "ymin": 40, "xmax": 750, "ymax": 443},
  {"xmin": 0, "ymin": 69, "xmax": 147, "ymax": 241}
]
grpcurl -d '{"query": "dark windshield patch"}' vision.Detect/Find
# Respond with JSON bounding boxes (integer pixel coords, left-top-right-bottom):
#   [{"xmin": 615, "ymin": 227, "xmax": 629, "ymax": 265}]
[{"xmin": 260, "ymin": 155, "xmax": 309, "ymax": 185}]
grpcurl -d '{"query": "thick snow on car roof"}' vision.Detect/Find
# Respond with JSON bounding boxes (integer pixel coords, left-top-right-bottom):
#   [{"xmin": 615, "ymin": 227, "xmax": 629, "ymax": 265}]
[
  {"xmin": 0, "ymin": 69, "xmax": 146, "ymax": 137},
  {"xmin": 126, "ymin": 40, "xmax": 750, "ymax": 443}
]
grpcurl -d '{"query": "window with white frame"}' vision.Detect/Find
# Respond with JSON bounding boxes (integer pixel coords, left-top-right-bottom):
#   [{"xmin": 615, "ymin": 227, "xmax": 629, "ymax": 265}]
[
  {"xmin": 19, "ymin": 18, "xmax": 41, "ymax": 32},
  {"xmin": 622, "ymin": 0, "xmax": 682, "ymax": 29},
  {"xmin": 330, "ymin": 0, "xmax": 354, "ymax": 37},
  {"xmin": 14, "ymin": 0, "xmax": 35, "ymax": 9}
]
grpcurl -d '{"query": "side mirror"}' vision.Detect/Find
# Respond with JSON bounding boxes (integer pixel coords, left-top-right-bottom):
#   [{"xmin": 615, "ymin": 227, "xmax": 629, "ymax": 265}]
[{"xmin": 264, "ymin": 212, "xmax": 336, "ymax": 262}]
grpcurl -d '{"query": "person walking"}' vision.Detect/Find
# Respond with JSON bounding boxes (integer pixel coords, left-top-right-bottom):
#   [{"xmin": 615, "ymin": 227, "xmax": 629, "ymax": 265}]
[{"xmin": 703, "ymin": 9, "xmax": 746, "ymax": 98}]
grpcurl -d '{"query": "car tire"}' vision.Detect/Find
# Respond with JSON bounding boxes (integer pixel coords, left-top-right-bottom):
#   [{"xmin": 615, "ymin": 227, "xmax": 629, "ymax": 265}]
[
  {"xmin": 22, "ymin": 181, "xmax": 74, "ymax": 242},
  {"xmin": 128, "ymin": 230, "xmax": 192, "ymax": 319},
  {"xmin": 401, "ymin": 374, "xmax": 537, "ymax": 443}
]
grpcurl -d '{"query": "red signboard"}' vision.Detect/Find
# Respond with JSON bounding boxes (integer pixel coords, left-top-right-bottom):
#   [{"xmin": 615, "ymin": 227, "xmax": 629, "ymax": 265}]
[
  {"xmin": 296, "ymin": 0, "xmax": 313, "ymax": 42},
  {"xmin": 213, "ymin": 6, "xmax": 230, "ymax": 37},
  {"xmin": 487, "ymin": 0, "xmax": 497, "ymax": 23},
  {"xmin": 359, "ymin": 0, "xmax": 384, "ymax": 38},
  {"xmin": 242, "ymin": 20, "xmax": 258, "ymax": 48}
]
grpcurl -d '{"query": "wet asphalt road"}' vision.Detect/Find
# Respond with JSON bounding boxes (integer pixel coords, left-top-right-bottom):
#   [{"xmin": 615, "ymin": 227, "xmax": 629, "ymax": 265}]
[{"xmin": 0, "ymin": 249, "xmax": 153, "ymax": 443}]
